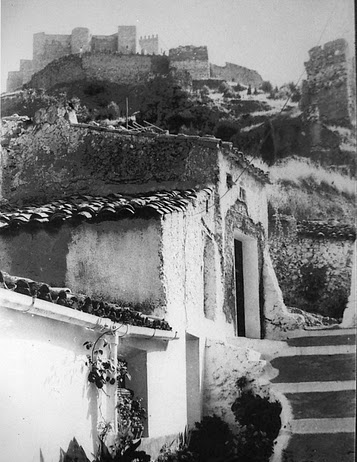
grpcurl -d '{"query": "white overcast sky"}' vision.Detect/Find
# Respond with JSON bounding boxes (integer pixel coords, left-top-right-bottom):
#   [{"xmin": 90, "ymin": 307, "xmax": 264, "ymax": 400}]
[{"xmin": 1, "ymin": 0, "xmax": 355, "ymax": 91}]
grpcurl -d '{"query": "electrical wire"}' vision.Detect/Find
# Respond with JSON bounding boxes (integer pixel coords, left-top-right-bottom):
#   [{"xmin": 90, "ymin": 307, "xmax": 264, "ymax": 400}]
[{"xmin": 184, "ymin": 0, "xmax": 341, "ymax": 219}]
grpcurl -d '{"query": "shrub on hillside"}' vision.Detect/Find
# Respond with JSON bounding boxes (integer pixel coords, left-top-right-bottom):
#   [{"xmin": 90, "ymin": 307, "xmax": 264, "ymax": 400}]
[
  {"xmin": 234, "ymin": 83, "xmax": 246, "ymax": 92},
  {"xmin": 218, "ymin": 81, "xmax": 231, "ymax": 94},
  {"xmin": 214, "ymin": 120, "xmax": 239, "ymax": 141},
  {"xmin": 106, "ymin": 101, "xmax": 121, "ymax": 119},
  {"xmin": 1, "ymin": 89, "xmax": 60, "ymax": 118},
  {"xmin": 137, "ymin": 75, "xmax": 189, "ymax": 131},
  {"xmin": 260, "ymin": 81, "xmax": 273, "ymax": 93}
]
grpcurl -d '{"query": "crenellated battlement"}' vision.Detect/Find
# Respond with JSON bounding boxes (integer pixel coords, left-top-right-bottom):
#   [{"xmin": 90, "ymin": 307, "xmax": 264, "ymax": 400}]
[
  {"xmin": 139, "ymin": 34, "xmax": 159, "ymax": 55},
  {"xmin": 7, "ymin": 25, "xmax": 144, "ymax": 91},
  {"xmin": 6, "ymin": 25, "xmax": 263, "ymax": 93}
]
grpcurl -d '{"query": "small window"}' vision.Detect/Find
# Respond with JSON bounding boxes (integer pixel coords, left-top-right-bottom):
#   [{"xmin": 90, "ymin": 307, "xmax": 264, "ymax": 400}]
[
  {"xmin": 226, "ymin": 173, "xmax": 234, "ymax": 189},
  {"xmin": 239, "ymin": 187, "xmax": 246, "ymax": 202}
]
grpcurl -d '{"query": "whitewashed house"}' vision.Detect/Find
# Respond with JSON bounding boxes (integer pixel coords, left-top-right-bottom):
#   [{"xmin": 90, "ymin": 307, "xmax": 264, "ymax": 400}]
[{"xmin": 0, "ymin": 111, "xmax": 297, "ymax": 461}]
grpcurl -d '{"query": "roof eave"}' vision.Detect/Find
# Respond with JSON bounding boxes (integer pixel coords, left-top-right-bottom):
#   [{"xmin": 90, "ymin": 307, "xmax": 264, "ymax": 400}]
[{"xmin": 0, "ymin": 288, "xmax": 178, "ymax": 341}]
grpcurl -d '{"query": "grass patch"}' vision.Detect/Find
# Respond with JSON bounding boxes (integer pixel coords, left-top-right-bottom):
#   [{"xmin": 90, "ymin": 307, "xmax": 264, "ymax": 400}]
[{"xmin": 250, "ymin": 156, "xmax": 355, "ymax": 221}]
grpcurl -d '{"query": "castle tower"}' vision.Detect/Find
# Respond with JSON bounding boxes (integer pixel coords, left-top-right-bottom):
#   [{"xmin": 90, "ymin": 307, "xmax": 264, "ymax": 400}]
[
  {"xmin": 117, "ymin": 26, "xmax": 136, "ymax": 54},
  {"xmin": 33, "ymin": 32, "xmax": 47, "ymax": 71},
  {"xmin": 139, "ymin": 34, "xmax": 159, "ymax": 55},
  {"xmin": 71, "ymin": 27, "xmax": 91, "ymax": 54}
]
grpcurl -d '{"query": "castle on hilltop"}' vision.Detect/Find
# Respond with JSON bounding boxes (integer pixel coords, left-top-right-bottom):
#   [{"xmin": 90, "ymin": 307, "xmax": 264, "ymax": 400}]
[
  {"xmin": 7, "ymin": 26, "xmax": 160, "ymax": 91},
  {"xmin": 6, "ymin": 25, "xmax": 263, "ymax": 92}
]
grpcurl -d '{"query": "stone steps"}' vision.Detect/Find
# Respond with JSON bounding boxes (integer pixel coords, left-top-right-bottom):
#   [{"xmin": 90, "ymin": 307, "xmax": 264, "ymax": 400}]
[
  {"xmin": 271, "ymin": 328, "xmax": 356, "ymax": 462},
  {"xmin": 271, "ymin": 353, "xmax": 356, "ymax": 383},
  {"xmin": 283, "ymin": 433, "xmax": 355, "ymax": 462}
]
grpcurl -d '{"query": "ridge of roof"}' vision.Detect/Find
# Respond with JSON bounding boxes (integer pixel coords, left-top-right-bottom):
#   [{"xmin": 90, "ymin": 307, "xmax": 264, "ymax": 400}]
[
  {"xmin": 0, "ymin": 188, "xmax": 214, "ymax": 232},
  {"xmin": 0, "ymin": 270, "xmax": 171, "ymax": 331},
  {"xmin": 297, "ymin": 220, "xmax": 356, "ymax": 240}
]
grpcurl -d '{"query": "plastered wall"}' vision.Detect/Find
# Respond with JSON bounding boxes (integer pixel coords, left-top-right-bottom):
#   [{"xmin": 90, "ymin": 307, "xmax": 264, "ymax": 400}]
[
  {"xmin": 0, "ymin": 219, "xmax": 165, "ymax": 314},
  {"xmin": 0, "ymin": 307, "xmax": 99, "ymax": 462}
]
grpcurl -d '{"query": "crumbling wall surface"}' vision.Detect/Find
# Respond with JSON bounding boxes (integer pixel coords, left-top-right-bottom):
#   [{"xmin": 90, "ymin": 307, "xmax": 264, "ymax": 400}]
[
  {"xmin": 169, "ymin": 46, "xmax": 210, "ymax": 80},
  {"xmin": 210, "ymin": 62, "xmax": 263, "ymax": 87},
  {"xmin": 301, "ymin": 38, "xmax": 354, "ymax": 126},
  {"xmin": 203, "ymin": 339, "xmax": 271, "ymax": 427},
  {"xmin": 223, "ymin": 201, "xmax": 264, "ymax": 326},
  {"xmin": 263, "ymin": 249, "xmax": 305, "ymax": 340},
  {"xmin": 269, "ymin": 227, "xmax": 355, "ymax": 321},
  {"xmin": 1, "ymin": 109, "xmax": 220, "ymax": 206}
]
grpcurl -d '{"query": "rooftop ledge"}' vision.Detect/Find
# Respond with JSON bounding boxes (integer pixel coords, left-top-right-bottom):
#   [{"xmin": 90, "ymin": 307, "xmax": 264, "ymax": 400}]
[{"xmin": 0, "ymin": 288, "xmax": 178, "ymax": 341}]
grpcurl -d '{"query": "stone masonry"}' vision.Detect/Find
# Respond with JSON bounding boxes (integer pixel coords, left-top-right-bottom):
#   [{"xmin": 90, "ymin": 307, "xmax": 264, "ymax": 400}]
[
  {"xmin": 7, "ymin": 25, "xmax": 145, "ymax": 91},
  {"xmin": 300, "ymin": 38, "xmax": 356, "ymax": 127},
  {"xmin": 7, "ymin": 26, "xmax": 263, "ymax": 92},
  {"xmin": 168, "ymin": 45, "xmax": 210, "ymax": 80},
  {"xmin": 210, "ymin": 62, "xmax": 263, "ymax": 87}
]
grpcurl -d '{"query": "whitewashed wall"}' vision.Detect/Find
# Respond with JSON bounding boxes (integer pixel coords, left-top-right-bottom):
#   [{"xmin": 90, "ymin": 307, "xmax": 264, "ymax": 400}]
[{"xmin": 0, "ymin": 306, "xmax": 99, "ymax": 462}]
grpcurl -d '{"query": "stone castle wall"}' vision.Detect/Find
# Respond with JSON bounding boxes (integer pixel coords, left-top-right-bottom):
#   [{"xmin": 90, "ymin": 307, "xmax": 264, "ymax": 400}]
[
  {"xmin": 7, "ymin": 29, "xmax": 263, "ymax": 92},
  {"xmin": 139, "ymin": 35, "xmax": 159, "ymax": 55},
  {"xmin": 210, "ymin": 62, "xmax": 263, "ymax": 87},
  {"xmin": 269, "ymin": 221, "xmax": 355, "ymax": 320},
  {"xmin": 28, "ymin": 53, "xmax": 153, "ymax": 89},
  {"xmin": 117, "ymin": 26, "xmax": 137, "ymax": 54},
  {"xmin": 300, "ymin": 38, "xmax": 355, "ymax": 126},
  {"xmin": 169, "ymin": 45, "xmax": 210, "ymax": 80},
  {"xmin": 33, "ymin": 32, "xmax": 72, "ymax": 74},
  {"xmin": 91, "ymin": 34, "xmax": 118, "ymax": 53},
  {"xmin": 7, "ymin": 26, "xmax": 143, "ymax": 91}
]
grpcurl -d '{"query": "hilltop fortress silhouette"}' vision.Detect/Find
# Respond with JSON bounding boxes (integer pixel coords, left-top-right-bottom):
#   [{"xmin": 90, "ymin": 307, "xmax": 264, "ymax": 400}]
[{"xmin": 7, "ymin": 25, "xmax": 263, "ymax": 92}]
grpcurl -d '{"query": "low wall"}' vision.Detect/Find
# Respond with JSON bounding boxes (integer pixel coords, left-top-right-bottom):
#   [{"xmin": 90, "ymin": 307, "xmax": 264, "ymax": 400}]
[
  {"xmin": 269, "ymin": 225, "xmax": 355, "ymax": 319},
  {"xmin": 1, "ymin": 110, "xmax": 219, "ymax": 205}
]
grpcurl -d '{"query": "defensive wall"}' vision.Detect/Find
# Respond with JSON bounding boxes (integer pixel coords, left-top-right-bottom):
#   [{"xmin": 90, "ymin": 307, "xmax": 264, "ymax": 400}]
[
  {"xmin": 210, "ymin": 62, "xmax": 263, "ymax": 87},
  {"xmin": 300, "ymin": 38, "xmax": 356, "ymax": 127},
  {"xmin": 6, "ymin": 26, "xmax": 159, "ymax": 91},
  {"xmin": 6, "ymin": 26, "xmax": 263, "ymax": 92},
  {"xmin": 168, "ymin": 45, "xmax": 210, "ymax": 80},
  {"xmin": 28, "ymin": 53, "xmax": 156, "ymax": 89}
]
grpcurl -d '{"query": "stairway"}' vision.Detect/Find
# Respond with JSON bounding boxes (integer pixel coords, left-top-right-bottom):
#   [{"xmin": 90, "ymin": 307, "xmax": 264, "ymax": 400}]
[{"xmin": 271, "ymin": 327, "xmax": 356, "ymax": 462}]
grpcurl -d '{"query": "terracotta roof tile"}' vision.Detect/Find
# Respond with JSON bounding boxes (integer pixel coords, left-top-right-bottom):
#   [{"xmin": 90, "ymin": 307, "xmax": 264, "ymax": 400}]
[
  {"xmin": 297, "ymin": 220, "xmax": 356, "ymax": 240},
  {"xmin": 0, "ymin": 189, "xmax": 210, "ymax": 232},
  {"xmin": 0, "ymin": 270, "xmax": 172, "ymax": 331}
]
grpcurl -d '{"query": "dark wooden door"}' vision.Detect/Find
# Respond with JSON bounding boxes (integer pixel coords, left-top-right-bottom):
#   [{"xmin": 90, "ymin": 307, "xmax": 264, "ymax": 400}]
[{"xmin": 234, "ymin": 240, "xmax": 245, "ymax": 336}]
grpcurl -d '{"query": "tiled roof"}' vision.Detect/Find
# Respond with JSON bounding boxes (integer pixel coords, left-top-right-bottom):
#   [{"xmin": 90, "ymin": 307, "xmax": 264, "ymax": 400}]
[
  {"xmin": 297, "ymin": 220, "xmax": 356, "ymax": 240},
  {"xmin": 0, "ymin": 189, "xmax": 212, "ymax": 232},
  {"xmin": 0, "ymin": 270, "xmax": 172, "ymax": 331}
]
